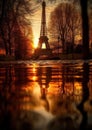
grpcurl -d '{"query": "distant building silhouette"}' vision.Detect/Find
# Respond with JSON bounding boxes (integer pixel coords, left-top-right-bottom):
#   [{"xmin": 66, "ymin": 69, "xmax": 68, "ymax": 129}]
[{"xmin": 33, "ymin": 0, "xmax": 52, "ymax": 59}]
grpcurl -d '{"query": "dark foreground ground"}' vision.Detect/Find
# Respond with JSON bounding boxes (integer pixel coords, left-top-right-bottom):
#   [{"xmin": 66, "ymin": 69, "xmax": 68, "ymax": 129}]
[{"xmin": 0, "ymin": 108, "xmax": 92, "ymax": 130}]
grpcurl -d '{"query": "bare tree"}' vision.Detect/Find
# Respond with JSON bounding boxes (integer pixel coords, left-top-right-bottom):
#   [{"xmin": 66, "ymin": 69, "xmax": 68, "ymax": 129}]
[
  {"xmin": 48, "ymin": 3, "xmax": 81, "ymax": 53},
  {"xmin": 0, "ymin": 0, "xmax": 34, "ymax": 57}
]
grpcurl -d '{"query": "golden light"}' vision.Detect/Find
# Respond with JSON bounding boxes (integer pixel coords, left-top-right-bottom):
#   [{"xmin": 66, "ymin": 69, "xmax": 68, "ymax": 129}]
[
  {"xmin": 42, "ymin": 85, "xmax": 46, "ymax": 88},
  {"xmin": 32, "ymin": 76, "xmax": 37, "ymax": 81},
  {"xmin": 33, "ymin": 37, "xmax": 38, "ymax": 48},
  {"xmin": 32, "ymin": 67, "xmax": 36, "ymax": 73},
  {"xmin": 32, "ymin": 65, "xmax": 37, "ymax": 81},
  {"xmin": 32, "ymin": 83, "xmax": 41, "ymax": 97},
  {"xmin": 75, "ymin": 35, "xmax": 82, "ymax": 43},
  {"xmin": 42, "ymin": 42, "xmax": 46, "ymax": 49},
  {"xmin": 74, "ymin": 82, "xmax": 82, "ymax": 95}
]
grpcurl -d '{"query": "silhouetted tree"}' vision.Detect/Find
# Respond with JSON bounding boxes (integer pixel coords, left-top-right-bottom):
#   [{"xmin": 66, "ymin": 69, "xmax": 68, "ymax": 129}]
[
  {"xmin": 80, "ymin": 0, "xmax": 89, "ymax": 59},
  {"xmin": 89, "ymin": 3, "xmax": 92, "ymax": 47},
  {"xmin": 48, "ymin": 3, "xmax": 81, "ymax": 53},
  {"xmin": 77, "ymin": 63, "xmax": 89, "ymax": 130},
  {"xmin": 0, "ymin": 0, "xmax": 34, "ymax": 57},
  {"xmin": 14, "ymin": 26, "xmax": 33, "ymax": 59}
]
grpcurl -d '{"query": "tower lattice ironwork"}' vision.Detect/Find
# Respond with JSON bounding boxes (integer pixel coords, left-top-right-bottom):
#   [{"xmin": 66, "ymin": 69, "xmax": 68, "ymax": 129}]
[{"xmin": 34, "ymin": 0, "xmax": 52, "ymax": 59}]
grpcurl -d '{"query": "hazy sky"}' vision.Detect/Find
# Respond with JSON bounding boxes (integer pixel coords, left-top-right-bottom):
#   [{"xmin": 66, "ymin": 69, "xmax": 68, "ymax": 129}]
[
  {"xmin": 31, "ymin": 0, "xmax": 58, "ymax": 47},
  {"xmin": 31, "ymin": 0, "xmax": 91, "ymax": 47},
  {"xmin": 31, "ymin": 0, "xmax": 71, "ymax": 47},
  {"xmin": 31, "ymin": 0, "xmax": 82, "ymax": 48}
]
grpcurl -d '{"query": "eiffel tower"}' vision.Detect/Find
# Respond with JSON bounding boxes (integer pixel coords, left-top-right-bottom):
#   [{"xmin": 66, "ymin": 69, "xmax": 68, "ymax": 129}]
[{"xmin": 34, "ymin": 0, "xmax": 52, "ymax": 59}]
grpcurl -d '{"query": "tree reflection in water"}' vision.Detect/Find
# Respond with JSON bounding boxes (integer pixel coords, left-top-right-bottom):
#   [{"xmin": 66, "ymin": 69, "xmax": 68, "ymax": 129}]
[
  {"xmin": 77, "ymin": 63, "xmax": 89, "ymax": 130},
  {"xmin": 0, "ymin": 61, "xmax": 92, "ymax": 130}
]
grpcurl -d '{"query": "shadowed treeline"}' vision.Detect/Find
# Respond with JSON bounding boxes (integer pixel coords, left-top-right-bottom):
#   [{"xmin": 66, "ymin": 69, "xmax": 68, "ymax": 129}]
[
  {"xmin": 0, "ymin": 0, "xmax": 34, "ymax": 59},
  {"xmin": 48, "ymin": 0, "xmax": 91, "ymax": 59}
]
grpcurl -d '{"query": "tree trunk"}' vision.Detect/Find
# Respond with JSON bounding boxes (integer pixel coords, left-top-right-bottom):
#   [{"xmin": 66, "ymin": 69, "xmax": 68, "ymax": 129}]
[
  {"xmin": 1, "ymin": 0, "xmax": 6, "ymax": 19},
  {"xmin": 80, "ymin": 0, "xmax": 89, "ymax": 59}
]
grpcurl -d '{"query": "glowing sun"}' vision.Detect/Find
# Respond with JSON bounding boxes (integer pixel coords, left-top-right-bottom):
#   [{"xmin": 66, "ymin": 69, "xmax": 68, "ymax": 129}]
[{"xmin": 34, "ymin": 37, "xmax": 38, "ymax": 48}]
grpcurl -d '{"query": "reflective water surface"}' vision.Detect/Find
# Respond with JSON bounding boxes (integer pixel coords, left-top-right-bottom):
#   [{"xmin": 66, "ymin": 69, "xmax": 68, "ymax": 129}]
[{"xmin": 0, "ymin": 60, "xmax": 92, "ymax": 130}]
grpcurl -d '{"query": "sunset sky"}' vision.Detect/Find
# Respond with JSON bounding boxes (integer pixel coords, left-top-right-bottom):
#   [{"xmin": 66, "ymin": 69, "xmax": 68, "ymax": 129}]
[
  {"xmin": 31, "ymin": 0, "xmax": 91, "ymax": 48},
  {"xmin": 31, "ymin": 0, "xmax": 71, "ymax": 48}
]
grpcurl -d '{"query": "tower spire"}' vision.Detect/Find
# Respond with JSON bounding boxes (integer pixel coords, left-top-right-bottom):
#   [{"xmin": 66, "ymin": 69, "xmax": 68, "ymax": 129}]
[
  {"xmin": 33, "ymin": 0, "xmax": 52, "ymax": 59},
  {"xmin": 40, "ymin": 0, "xmax": 47, "ymax": 36},
  {"xmin": 38, "ymin": 0, "xmax": 50, "ymax": 49}
]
